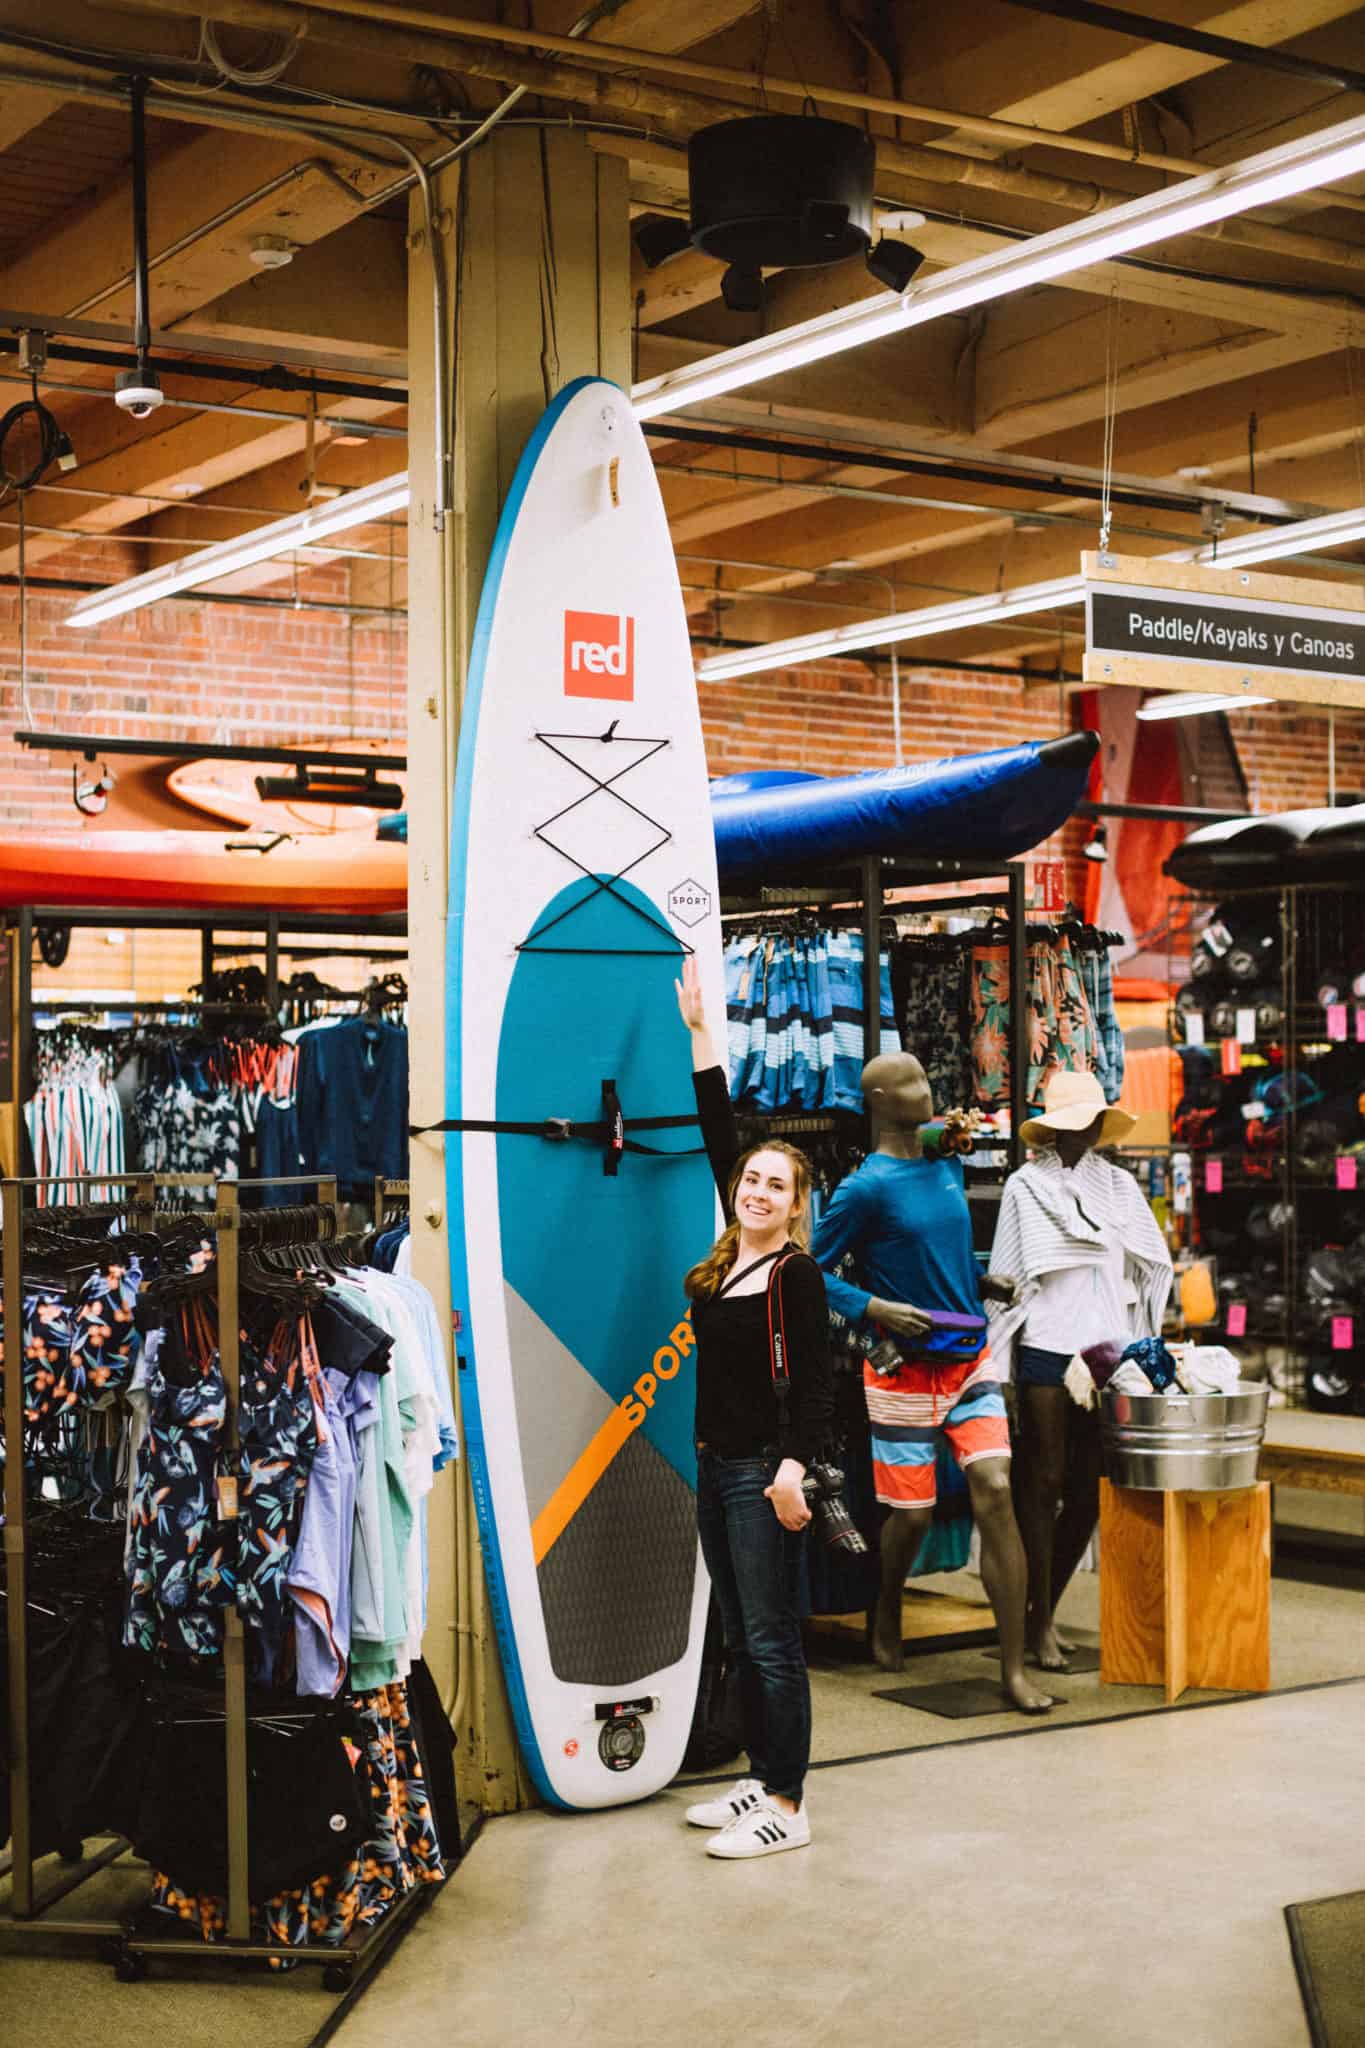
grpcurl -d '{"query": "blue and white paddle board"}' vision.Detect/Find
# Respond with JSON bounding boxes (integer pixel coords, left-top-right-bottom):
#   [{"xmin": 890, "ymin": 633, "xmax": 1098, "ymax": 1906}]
[{"xmin": 446, "ymin": 377, "xmax": 722, "ymax": 1810}]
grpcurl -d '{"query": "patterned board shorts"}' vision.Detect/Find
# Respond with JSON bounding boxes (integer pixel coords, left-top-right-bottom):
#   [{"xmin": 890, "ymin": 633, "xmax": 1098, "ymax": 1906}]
[{"xmin": 865, "ymin": 1345, "xmax": 1011, "ymax": 1509}]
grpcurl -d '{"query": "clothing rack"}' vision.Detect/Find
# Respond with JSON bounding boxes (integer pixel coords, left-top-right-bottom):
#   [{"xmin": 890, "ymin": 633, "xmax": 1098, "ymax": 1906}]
[
  {"xmin": 2, "ymin": 1171, "xmax": 156, "ymax": 1943},
  {"xmin": 721, "ymin": 855, "xmax": 1030, "ymax": 1167},
  {"xmin": 11, "ymin": 903, "xmax": 407, "ymax": 1104},
  {"xmin": 1, "ymin": 1169, "xmax": 436, "ymax": 1989}
]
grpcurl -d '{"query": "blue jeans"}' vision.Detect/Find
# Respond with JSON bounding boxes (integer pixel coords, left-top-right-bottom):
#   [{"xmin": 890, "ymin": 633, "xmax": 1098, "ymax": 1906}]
[{"xmin": 695, "ymin": 1448, "xmax": 811, "ymax": 1804}]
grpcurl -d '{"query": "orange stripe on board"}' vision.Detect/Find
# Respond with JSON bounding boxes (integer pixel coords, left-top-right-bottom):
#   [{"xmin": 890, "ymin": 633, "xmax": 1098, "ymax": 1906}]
[{"xmin": 531, "ymin": 1403, "xmax": 636, "ymax": 1565}]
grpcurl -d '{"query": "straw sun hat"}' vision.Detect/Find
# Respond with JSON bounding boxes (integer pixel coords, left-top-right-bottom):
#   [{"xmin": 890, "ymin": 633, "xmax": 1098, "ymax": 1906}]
[{"xmin": 1019, "ymin": 1069, "xmax": 1137, "ymax": 1148}]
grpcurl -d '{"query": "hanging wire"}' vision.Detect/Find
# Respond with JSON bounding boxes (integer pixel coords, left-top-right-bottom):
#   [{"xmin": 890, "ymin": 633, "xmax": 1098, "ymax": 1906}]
[
  {"xmin": 200, "ymin": 17, "xmax": 304, "ymax": 88},
  {"xmin": 1347, "ymin": 320, "xmax": 1365, "ymax": 509},
  {"xmin": 1097, "ymin": 287, "xmax": 1120, "ymax": 554},
  {"xmin": 385, "ymin": 508, "xmax": 398, "ymax": 743},
  {"xmin": 17, "ymin": 490, "xmax": 33, "ymax": 729}
]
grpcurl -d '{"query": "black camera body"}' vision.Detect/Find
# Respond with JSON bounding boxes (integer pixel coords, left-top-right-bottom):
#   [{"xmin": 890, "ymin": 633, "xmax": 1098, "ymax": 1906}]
[{"xmin": 801, "ymin": 1459, "xmax": 868, "ymax": 1554}]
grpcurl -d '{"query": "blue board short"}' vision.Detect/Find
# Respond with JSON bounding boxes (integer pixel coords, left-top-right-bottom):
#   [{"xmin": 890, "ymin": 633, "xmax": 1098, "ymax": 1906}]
[{"xmin": 1016, "ymin": 1343, "xmax": 1072, "ymax": 1388}]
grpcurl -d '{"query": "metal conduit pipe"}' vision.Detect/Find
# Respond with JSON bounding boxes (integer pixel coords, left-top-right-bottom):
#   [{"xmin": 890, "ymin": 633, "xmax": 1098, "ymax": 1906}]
[
  {"xmin": 671, "ymin": 466, "xmax": 1201, "ymax": 544},
  {"xmin": 0, "ymin": 467, "xmax": 408, "ymax": 521},
  {"xmin": 0, "ymin": 516, "xmax": 404, "ymax": 564},
  {"xmin": 0, "ymin": 571, "xmax": 399, "ymax": 617},
  {"xmin": 0, "ymin": 332, "xmax": 404, "ymax": 403},
  {"xmin": 0, "ymin": 368, "xmax": 406, "ymax": 431}
]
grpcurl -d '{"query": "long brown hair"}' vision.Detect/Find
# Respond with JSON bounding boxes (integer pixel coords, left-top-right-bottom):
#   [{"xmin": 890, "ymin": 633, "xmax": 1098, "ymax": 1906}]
[{"xmin": 684, "ymin": 1140, "xmax": 814, "ymax": 1302}]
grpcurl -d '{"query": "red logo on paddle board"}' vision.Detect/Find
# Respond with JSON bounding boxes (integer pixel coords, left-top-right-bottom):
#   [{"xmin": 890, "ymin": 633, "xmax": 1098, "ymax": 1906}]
[{"xmin": 564, "ymin": 610, "xmax": 634, "ymax": 701}]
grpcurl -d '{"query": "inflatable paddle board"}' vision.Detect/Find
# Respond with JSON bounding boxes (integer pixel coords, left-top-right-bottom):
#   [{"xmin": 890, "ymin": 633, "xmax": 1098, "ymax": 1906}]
[{"xmin": 445, "ymin": 378, "xmax": 723, "ymax": 1810}]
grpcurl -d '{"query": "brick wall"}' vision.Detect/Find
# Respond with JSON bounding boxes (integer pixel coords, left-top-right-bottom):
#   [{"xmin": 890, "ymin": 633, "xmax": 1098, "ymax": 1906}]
[
  {"xmin": 2, "ymin": 553, "xmax": 1359, "ymax": 920},
  {"xmin": 0, "ymin": 540, "xmax": 406, "ymax": 829},
  {"xmin": 1225, "ymin": 701, "xmax": 1365, "ymax": 813}
]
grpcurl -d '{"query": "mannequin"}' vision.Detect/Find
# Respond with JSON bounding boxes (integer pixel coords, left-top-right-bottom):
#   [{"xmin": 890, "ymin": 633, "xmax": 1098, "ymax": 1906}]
[
  {"xmin": 810, "ymin": 1051, "xmax": 1051, "ymax": 1716},
  {"xmin": 986, "ymin": 1068, "xmax": 1172, "ymax": 1670}
]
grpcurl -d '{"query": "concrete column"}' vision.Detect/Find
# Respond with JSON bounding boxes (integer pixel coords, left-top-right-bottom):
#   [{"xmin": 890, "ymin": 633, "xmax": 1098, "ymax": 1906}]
[{"xmin": 406, "ymin": 128, "xmax": 630, "ymax": 1814}]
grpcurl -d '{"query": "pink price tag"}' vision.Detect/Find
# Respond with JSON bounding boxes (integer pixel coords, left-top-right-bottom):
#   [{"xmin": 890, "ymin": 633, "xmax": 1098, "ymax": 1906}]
[
  {"xmin": 1357, "ymin": 1006, "xmax": 1365, "ymax": 1044},
  {"xmin": 1326, "ymin": 1003, "xmax": 1348, "ymax": 1041},
  {"xmin": 1337, "ymin": 1155, "xmax": 1358, "ymax": 1192},
  {"xmin": 1204, "ymin": 1158, "xmax": 1223, "ymax": 1193},
  {"xmin": 1332, "ymin": 1315, "xmax": 1354, "ymax": 1351},
  {"xmin": 1226, "ymin": 1302, "xmax": 1247, "ymax": 1339}
]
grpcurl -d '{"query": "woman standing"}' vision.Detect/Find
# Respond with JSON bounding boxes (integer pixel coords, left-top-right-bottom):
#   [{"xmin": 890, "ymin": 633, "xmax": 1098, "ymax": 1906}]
[
  {"xmin": 676, "ymin": 956, "xmax": 833, "ymax": 1860},
  {"xmin": 987, "ymin": 1070, "xmax": 1172, "ymax": 1669}
]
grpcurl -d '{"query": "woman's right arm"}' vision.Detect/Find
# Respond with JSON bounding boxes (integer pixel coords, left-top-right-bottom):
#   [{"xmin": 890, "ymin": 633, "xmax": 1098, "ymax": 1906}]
[{"xmin": 676, "ymin": 956, "xmax": 739, "ymax": 1201}]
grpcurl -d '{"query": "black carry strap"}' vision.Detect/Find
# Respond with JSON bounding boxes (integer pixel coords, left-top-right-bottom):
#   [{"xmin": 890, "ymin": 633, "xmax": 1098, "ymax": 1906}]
[
  {"xmin": 714, "ymin": 1247, "xmax": 786, "ymax": 1301},
  {"xmin": 766, "ymin": 1247, "xmax": 801, "ymax": 1430},
  {"xmin": 410, "ymin": 1076, "xmax": 704, "ymax": 1176}
]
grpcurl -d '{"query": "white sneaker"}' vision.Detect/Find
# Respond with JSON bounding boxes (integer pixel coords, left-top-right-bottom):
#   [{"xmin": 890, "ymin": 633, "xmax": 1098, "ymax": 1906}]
[
  {"xmin": 705, "ymin": 1795, "xmax": 810, "ymax": 1859},
  {"xmin": 685, "ymin": 1777, "xmax": 763, "ymax": 1829}
]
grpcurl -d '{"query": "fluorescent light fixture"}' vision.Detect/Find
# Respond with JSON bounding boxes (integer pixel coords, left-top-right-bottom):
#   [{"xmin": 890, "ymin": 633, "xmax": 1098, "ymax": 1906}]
[
  {"xmin": 63, "ymin": 471, "xmax": 410, "ymax": 629},
  {"xmin": 632, "ymin": 112, "xmax": 1365, "ymax": 422},
  {"xmin": 702, "ymin": 500, "xmax": 1365, "ymax": 681},
  {"xmin": 1194, "ymin": 504, "xmax": 1365, "ymax": 570},
  {"xmin": 696, "ymin": 574, "xmax": 1085, "ymax": 681},
  {"xmin": 62, "ymin": 106, "xmax": 1365, "ymax": 636},
  {"xmin": 1136, "ymin": 691, "xmax": 1274, "ymax": 720}
]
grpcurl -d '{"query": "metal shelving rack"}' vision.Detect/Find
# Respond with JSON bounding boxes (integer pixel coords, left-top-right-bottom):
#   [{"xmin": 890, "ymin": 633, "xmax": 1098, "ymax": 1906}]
[{"xmin": 1172, "ymin": 876, "xmax": 1365, "ymax": 1407}]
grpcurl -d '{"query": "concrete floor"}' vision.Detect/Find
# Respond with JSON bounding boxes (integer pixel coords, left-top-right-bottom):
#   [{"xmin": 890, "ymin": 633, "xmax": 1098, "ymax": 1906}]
[
  {"xmin": 334, "ymin": 1678, "xmax": 1365, "ymax": 2048},
  {"xmin": 775, "ymin": 1564, "xmax": 1365, "ymax": 1767},
  {"xmin": 4, "ymin": 1570, "xmax": 1360, "ymax": 2048}
]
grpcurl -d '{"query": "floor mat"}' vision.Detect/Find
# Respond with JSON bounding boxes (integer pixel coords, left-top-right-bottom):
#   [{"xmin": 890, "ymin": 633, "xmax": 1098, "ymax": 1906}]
[
  {"xmin": 1285, "ymin": 1891, "xmax": 1365, "ymax": 2048},
  {"xmin": 873, "ymin": 1679, "xmax": 1062, "ymax": 1719}
]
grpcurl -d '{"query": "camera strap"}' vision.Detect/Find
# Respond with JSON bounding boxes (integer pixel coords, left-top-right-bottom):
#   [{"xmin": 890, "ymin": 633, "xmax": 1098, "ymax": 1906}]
[{"xmin": 765, "ymin": 1247, "xmax": 802, "ymax": 1431}]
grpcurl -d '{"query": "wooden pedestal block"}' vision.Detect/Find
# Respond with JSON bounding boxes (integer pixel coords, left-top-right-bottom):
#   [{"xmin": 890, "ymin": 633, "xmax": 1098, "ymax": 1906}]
[{"xmin": 1099, "ymin": 1479, "xmax": 1271, "ymax": 1705}]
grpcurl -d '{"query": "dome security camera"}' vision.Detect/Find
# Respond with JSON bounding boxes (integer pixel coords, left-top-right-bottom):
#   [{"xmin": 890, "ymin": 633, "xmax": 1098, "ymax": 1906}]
[{"xmin": 114, "ymin": 366, "xmax": 164, "ymax": 418}]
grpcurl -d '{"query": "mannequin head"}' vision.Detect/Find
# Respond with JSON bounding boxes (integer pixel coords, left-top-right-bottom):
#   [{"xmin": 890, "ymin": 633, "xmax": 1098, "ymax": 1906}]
[
  {"xmin": 862, "ymin": 1051, "xmax": 934, "ymax": 1141},
  {"xmin": 1054, "ymin": 1112, "xmax": 1106, "ymax": 1169}
]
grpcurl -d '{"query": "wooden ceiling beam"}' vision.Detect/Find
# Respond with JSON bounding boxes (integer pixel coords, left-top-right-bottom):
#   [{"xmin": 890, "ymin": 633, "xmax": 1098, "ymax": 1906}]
[
  {"xmin": 98, "ymin": 0, "xmax": 1365, "ymax": 272},
  {"xmin": 666, "ymin": 324, "xmax": 1365, "ymax": 600},
  {"xmin": 973, "ymin": 296, "xmax": 1341, "ymax": 448},
  {"xmin": 183, "ymin": 215, "xmax": 406, "ymax": 362},
  {"xmin": 0, "ymin": 79, "xmax": 65, "ymax": 153},
  {"xmin": 539, "ymin": 0, "xmax": 763, "ymax": 50},
  {"xmin": 695, "ymin": 437, "xmax": 1365, "ymax": 664},
  {"xmin": 0, "ymin": 121, "xmax": 388, "ymax": 328},
  {"xmin": 914, "ymin": 0, "xmax": 1365, "ymax": 159}
]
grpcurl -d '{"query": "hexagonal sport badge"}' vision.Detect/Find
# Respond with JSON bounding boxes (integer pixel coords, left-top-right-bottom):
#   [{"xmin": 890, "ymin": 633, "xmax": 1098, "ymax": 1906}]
[{"xmin": 667, "ymin": 878, "xmax": 712, "ymax": 927}]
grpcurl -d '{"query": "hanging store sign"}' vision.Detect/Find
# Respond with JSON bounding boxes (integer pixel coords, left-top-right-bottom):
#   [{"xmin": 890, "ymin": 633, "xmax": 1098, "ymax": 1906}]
[{"xmin": 1082, "ymin": 552, "xmax": 1365, "ymax": 708}]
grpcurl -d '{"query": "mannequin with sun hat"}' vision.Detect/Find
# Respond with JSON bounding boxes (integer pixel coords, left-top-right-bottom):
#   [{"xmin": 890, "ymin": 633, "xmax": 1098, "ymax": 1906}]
[{"xmin": 986, "ymin": 1070, "xmax": 1173, "ymax": 1671}]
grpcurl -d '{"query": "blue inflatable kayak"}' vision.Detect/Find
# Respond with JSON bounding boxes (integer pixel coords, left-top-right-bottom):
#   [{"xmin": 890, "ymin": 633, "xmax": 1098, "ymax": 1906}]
[{"xmin": 711, "ymin": 733, "xmax": 1097, "ymax": 884}]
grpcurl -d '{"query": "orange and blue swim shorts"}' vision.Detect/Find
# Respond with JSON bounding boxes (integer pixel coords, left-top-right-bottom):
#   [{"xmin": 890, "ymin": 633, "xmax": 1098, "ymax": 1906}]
[{"xmin": 864, "ymin": 1346, "xmax": 1010, "ymax": 1510}]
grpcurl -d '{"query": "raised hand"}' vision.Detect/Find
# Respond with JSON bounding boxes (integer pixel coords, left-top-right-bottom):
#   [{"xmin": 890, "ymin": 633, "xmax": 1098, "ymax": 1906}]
[{"xmin": 674, "ymin": 953, "xmax": 707, "ymax": 1034}]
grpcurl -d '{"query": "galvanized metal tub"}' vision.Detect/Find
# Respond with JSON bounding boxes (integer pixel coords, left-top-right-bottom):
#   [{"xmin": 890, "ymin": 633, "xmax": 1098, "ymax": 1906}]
[{"xmin": 1100, "ymin": 1385, "xmax": 1269, "ymax": 1492}]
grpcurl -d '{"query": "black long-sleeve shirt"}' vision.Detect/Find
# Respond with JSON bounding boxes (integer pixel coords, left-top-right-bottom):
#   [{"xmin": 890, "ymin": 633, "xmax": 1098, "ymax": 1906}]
[{"xmin": 689, "ymin": 1065, "xmax": 835, "ymax": 1468}]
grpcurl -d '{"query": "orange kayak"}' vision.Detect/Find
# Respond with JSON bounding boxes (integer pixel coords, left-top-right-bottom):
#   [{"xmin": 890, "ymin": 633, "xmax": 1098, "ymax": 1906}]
[{"xmin": 3, "ymin": 828, "xmax": 407, "ymax": 913}]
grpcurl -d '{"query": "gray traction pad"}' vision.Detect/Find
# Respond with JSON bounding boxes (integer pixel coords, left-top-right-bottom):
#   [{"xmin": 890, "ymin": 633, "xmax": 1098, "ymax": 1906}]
[{"xmin": 537, "ymin": 1425, "xmax": 697, "ymax": 1686}]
